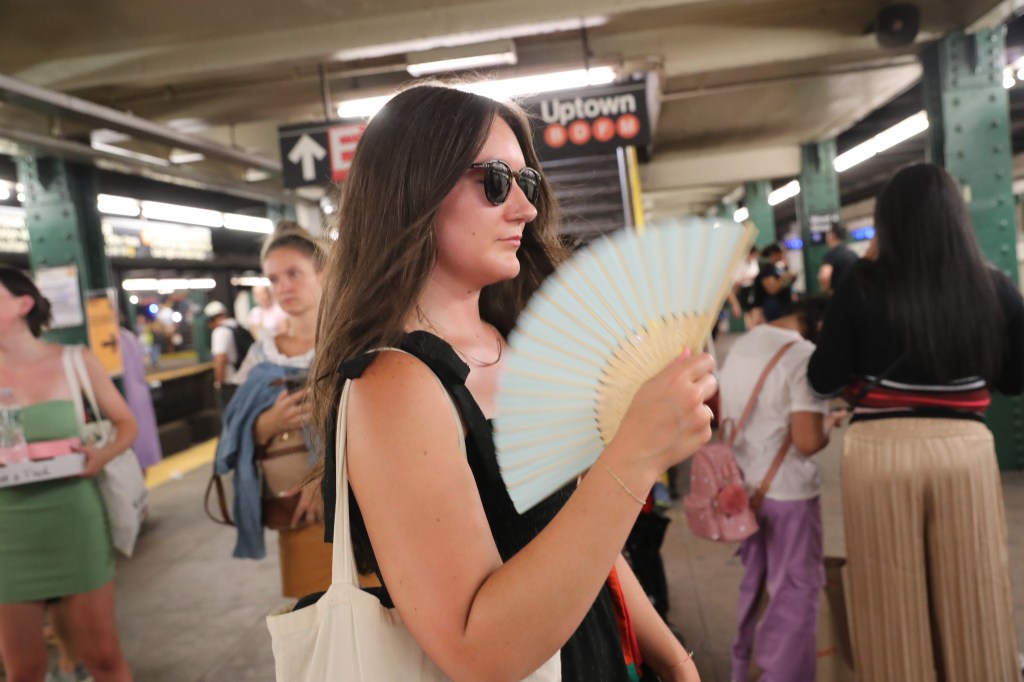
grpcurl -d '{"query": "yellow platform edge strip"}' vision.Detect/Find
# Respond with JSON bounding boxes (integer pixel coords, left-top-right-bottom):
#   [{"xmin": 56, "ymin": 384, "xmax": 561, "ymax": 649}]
[{"xmin": 145, "ymin": 438, "xmax": 217, "ymax": 490}]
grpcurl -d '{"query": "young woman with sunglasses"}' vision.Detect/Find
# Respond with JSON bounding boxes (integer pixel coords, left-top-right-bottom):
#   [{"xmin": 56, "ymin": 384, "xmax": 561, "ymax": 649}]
[{"xmin": 309, "ymin": 84, "xmax": 714, "ymax": 681}]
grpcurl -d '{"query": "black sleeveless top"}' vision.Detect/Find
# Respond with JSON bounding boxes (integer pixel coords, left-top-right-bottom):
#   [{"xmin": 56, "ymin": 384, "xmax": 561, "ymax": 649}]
[{"xmin": 323, "ymin": 331, "xmax": 632, "ymax": 681}]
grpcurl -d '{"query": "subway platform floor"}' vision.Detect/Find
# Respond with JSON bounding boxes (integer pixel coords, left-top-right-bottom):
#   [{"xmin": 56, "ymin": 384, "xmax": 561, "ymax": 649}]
[{"xmin": 5, "ymin": 426, "xmax": 1024, "ymax": 681}]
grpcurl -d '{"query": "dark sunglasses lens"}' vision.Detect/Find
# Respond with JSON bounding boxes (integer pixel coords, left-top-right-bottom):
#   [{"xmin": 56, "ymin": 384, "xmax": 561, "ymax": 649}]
[
  {"xmin": 517, "ymin": 168, "xmax": 541, "ymax": 205},
  {"xmin": 483, "ymin": 163, "xmax": 513, "ymax": 205}
]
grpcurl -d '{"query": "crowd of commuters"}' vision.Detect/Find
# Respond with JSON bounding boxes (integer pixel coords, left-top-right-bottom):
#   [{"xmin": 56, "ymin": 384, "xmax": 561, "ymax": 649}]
[{"xmin": 1, "ymin": 80, "xmax": 1022, "ymax": 682}]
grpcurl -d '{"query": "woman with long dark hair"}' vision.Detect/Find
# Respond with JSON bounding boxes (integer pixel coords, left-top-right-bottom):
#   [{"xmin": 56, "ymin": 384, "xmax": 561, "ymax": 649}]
[
  {"xmin": 0, "ymin": 267, "xmax": 137, "ymax": 682},
  {"xmin": 808, "ymin": 163, "xmax": 1024, "ymax": 681},
  {"xmin": 308, "ymin": 84, "xmax": 714, "ymax": 681}
]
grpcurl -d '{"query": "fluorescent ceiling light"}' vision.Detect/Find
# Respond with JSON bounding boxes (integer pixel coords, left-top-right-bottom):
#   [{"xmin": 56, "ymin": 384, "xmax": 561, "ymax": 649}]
[
  {"xmin": 768, "ymin": 180, "xmax": 801, "ymax": 206},
  {"xmin": 407, "ymin": 39, "xmax": 517, "ymax": 77},
  {"xmin": 91, "ymin": 141, "xmax": 171, "ymax": 167},
  {"xmin": 97, "ymin": 194, "xmax": 141, "ymax": 217},
  {"xmin": 169, "ymin": 149, "xmax": 206, "ymax": 164},
  {"xmin": 122, "ymin": 278, "xmax": 216, "ymax": 292},
  {"xmin": 733, "ymin": 207, "xmax": 750, "ymax": 222},
  {"xmin": 141, "ymin": 200, "xmax": 223, "ymax": 228},
  {"xmin": 338, "ymin": 67, "xmax": 618, "ymax": 119},
  {"xmin": 231, "ymin": 276, "xmax": 271, "ymax": 287},
  {"xmin": 0, "ymin": 186, "xmax": 9, "ymax": 202},
  {"xmin": 223, "ymin": 213, "xmax": 274, "ymax": 233},
  {"xmin": 244, "ymin": 169, "xmax": 271, "ymax": 183},
  {"xmin": 833, "ymin": 111, "xmax": 929, "ymax": 173}
]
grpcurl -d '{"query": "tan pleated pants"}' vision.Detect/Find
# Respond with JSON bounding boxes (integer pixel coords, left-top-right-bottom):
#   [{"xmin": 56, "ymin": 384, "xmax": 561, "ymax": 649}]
[{"xmin": 842, "ymin": 418, "xmax": 1021, "ymax": 682}]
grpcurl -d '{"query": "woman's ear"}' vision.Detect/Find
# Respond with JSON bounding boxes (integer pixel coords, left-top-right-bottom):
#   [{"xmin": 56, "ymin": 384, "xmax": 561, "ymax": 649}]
[{"xmin": 16, "ymin": 294, "xmax": 35, "ymax": 319}]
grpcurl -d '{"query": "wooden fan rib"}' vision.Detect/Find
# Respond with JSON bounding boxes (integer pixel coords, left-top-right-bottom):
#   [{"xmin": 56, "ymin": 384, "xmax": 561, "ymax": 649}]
[
  {"xmin": 554, "ymin": 265, "xmax": 637, "ymax": 346},
  {"xmin": 569, "ymin": 253, "xmax": 638, "ymax": 337},
  {"xmin": 497, "ymin": 423, "xmax": 599, "ymax": 466},
  {"xmin": 515, "ymin": 315, "xmax": 610, "ymax": 368},
  {"xmin": 583, "ymin": 240, "xmax": 645, "ymax": 333},
  {"xmin": 606, "ymin": 236, "xmax": 656, "ymax": 325},
  {"xmin": 504, "ymin": 441, "xmax": 604, "ymax": 488}
]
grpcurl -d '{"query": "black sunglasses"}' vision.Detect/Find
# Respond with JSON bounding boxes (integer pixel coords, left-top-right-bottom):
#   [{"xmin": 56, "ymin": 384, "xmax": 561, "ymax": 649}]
[{"xmin": 468, "ymin": 160, "xmax": 542, "ymax": 206}]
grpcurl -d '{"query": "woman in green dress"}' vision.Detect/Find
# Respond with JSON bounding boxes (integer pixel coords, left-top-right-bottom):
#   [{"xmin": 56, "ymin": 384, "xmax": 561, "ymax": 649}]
[{"xmin": 0, "ymin": 267, "xmax": 137, "ymax": 682}]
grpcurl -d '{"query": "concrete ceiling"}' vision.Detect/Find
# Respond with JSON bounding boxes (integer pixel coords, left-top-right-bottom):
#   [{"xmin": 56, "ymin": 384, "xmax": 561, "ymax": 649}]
[{"xmin": 0, "ymin": 0, "xmax": 1015, "ymax": 221}]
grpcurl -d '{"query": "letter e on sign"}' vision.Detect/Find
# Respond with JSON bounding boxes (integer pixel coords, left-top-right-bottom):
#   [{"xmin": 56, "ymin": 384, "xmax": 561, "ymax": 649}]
[
  {"xmin": 544, "ymin": 124, "xmax": 568, "ymax": 148},
  {"xmin": 328, "ymin": 123, "xmax": 367, "ymax": 181},
  {"xmin": 568, "ymin": 120, "xmax": 592, "ymax": 145}
]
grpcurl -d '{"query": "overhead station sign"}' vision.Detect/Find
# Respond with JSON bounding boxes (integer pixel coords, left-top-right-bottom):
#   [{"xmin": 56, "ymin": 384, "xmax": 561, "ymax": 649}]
[
  {"xmin": 278, "ymin": 120, "xmax": 367, "ymax": 189},
  {"xmin": 522, "ymin": 80, "xmax": 652, "ymax": 161}
]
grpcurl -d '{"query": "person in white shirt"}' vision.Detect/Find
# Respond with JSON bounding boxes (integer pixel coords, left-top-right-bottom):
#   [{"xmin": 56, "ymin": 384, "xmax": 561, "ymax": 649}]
[
  {"xmin": 717, "ymin": 296, "xmax": 844, "ymax": 682},
  {"xmin": 246, "ymin": 285, "xmax": 287, "ymax": 341},
  {"xmin": 206, "ymin": 300, "xmax": 250, "ymax": 404}
]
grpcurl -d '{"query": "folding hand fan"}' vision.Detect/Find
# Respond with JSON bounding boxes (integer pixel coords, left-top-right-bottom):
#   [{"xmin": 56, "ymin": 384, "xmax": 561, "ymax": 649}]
[{"xmin": 495, "ymin": 217, "xmax": 756, "ymax": 513}]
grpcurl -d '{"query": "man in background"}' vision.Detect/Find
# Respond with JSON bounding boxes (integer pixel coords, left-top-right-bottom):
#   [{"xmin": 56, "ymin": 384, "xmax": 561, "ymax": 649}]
[
  {"xmin": 817, "ymin": 222, "xmax": 858, "ymax": 295},
  {"xmin": 205, "ymin": 300, "xmax": 252, "ymax": 407}
]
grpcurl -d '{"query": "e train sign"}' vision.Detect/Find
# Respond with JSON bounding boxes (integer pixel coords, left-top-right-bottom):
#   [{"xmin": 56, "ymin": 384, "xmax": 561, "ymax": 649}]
[
  {"xmin": 522, "ymin": 80, "xmax": 651, "ymax": 161},
  {"xmin": 278, "ymin": 120, "xmax": 367, "ymax": 189}
]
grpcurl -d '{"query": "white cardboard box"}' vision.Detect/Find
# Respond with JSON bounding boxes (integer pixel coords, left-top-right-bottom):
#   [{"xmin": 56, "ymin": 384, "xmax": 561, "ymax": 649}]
[{"xmin": 0, "ymin": 454, "xmax": 87, "ymax": 489}]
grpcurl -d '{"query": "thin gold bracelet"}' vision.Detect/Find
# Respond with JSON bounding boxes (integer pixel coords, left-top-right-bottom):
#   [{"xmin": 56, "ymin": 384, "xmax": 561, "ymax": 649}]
[
  {"xmin": 596, "ymin": 459, "xmax": 646, "ymax": 505},
  {"xmin": 667, "ymin": 650, "xmax": 695, "ymax": 668}
]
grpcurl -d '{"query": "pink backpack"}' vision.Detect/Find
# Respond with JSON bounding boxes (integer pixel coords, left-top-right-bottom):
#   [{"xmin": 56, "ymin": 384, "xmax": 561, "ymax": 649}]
[{"xmin": 683, "ymin": 340, "xmax": 797, "ymax": 543}]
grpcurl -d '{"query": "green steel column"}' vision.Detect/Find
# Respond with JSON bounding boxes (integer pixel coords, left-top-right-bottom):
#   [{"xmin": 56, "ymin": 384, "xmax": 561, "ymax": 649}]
[
  {"xmin": 266, "ymin": 202, "xmax": 296, "ymax": 224},
  {"xmin": 797, "ymin": 141, "xmax": 841, "ymax": 295},
  {"xmin": 744, "ymin": 180, "xmax": 776, "ymax": 248},
  {"xmin": 923, "ymin": 28, "xmax": 1023, "ymax": 469},
  {"xmin": 16, "ymin": 157, "xmax": 110, "ymax": 346},
  {"xmin": 190, "ymin": 290, "xmax": 212, "ymax": 363}
]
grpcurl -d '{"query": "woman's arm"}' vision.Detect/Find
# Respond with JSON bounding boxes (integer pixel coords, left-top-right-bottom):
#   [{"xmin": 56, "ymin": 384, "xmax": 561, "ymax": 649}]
[
  {"xmin": 79, "ymin": 348, "xmax": 139, "ymax": 476},
  {"xmin": 348, "ymin": 350, "xmax": 716, "ymax": 681},
  {"xmin": 807, "ymin": 275, "xmax": 859, "ymax": 397},
  {"xmin": 614, "ymin": 555, "xmax": 699, "ymax": 682}
]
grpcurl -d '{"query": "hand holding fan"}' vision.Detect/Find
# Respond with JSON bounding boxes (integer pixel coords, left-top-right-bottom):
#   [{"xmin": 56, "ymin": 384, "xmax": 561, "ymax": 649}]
[{"xmin": 495, "ymin": 217, "xmax": 756, "ymax": 513}]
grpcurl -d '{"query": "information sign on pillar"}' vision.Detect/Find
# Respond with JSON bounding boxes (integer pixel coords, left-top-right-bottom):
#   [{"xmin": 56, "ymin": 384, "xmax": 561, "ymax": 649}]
[
  {"xmin": 796, "ymin": 140, "xmax": 841, "ymax": 295},
  {"xmin": 278, "ymin": 119, "xmax": 367, "ymax": 189},
  {"xmin": 923, "ymin": 28, "xmax": 1023, "ymax": 469},
  {"xmin": 16, "ymin": 157, "xmax": 111, "ymax": 347}
]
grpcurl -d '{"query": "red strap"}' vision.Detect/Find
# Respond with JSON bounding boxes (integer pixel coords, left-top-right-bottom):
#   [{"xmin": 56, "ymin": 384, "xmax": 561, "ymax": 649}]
[{"xmin": 725, "ymin": 339, "xmax": 798, "ymax": 447}]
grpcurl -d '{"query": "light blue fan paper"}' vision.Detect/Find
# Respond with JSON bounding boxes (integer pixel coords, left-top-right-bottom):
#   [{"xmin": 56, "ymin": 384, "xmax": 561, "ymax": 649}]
[{"xmin": 495, "ymin": 217, "xmax": 756, "ymax": 513}]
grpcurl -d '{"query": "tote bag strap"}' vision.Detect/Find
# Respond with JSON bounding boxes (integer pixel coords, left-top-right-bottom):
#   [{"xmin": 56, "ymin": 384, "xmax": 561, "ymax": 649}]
[
  {"xmin": 70, "ymin": 346, "xmax": 104, "ymax": 421},
  {"xmin": 61, "ymin": 346, "xmax": 88, "ymax": 434},
  {"xmin": 332, "ymin": 346, "xmax": 468, "ymax": 588}
]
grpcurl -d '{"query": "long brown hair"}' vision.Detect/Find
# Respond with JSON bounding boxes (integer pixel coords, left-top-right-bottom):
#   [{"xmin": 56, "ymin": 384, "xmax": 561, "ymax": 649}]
[{"xmin": 309, "ymin": 84, "xmax": 564, "ymax": 449}]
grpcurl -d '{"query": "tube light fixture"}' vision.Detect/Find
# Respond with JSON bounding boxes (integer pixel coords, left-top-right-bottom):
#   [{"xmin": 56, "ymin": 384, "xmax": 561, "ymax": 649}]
[
  {"xmin": 733, "ymin": 207, "xmax": 750, "ymax": 222},
  {"xmin": 338, "ymin": 66, "xmax": 618, "ymax": 119},
  {"xmin": 406, "ymin": 39, "xmax": 517, "ymax": 78},
  {"xmin": 230, "ymin": 276, "xmax": 272, "ymax": 287},
  {"xmin": 768, "ymin": 180, "xmax": 801, "ymax": 206},
  {"xmin": 141, "ymin": 200, "xmax": 224, "ymax": 228},
  {"xmin": 223, "ymin": 214, "xmax": 274, "ymax": 233},
  {"xmin": 97, "ymin": 194, "xmax": 142, "ymax": 217},
  {"xmin": 0, "ymin": 186, "xmax": 9, "ymax": 202},
  {"xmin": 122, "ymin": 278, "xmax": 217, "ymax": 292},
  {"xmin": 833, "ymin": 111, "xmax": 929, "ymax": 173}
]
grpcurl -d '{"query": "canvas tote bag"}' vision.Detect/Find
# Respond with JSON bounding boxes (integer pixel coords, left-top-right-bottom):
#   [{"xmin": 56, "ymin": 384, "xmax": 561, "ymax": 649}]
[
  {"xmin": 62, "ymin": 346, "xmax": 149, "ymax": 557},
  {"xmin": 267, "ymin": 350, "xmax": 561, "ymax": 681}
]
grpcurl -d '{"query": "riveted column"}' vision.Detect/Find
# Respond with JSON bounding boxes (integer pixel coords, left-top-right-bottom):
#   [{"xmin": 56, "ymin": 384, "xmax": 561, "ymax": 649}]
[
  {"xmin": 797, "ymin": 140, "xmax": 841, "ymax": 295},
  {"xmin": 16, "ymin": 157, "xmax": 110, "ymax": 346},
  {"xmin": 744, "ymin": 180, "xmax": 776, "ymax": 249},
  {"xmin": 923, "ymin": 28, "xmax": 1023, "ymax": 469}
]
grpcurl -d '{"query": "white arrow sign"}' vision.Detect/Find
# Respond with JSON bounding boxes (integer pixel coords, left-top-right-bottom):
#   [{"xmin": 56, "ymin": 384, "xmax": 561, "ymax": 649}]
[{"xmin": 287, "ymin": 134, "xmax": 327, "ymax": 181}]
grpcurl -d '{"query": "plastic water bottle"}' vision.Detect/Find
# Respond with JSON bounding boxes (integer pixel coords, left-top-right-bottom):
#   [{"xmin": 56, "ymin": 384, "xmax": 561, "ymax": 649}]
[{"xmin": 0, "ymin": 388, "xmax": 30, "ymax": 465}]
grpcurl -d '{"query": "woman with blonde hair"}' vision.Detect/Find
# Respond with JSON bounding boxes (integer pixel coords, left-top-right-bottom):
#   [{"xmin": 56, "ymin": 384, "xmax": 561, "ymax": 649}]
[
  {"xmin": 215, "ymin": 222, "xmax": 331, "ymax": 598},
  {"xmin": 308, "ymin": 84, "xmax": 715, "ymax": 681}
]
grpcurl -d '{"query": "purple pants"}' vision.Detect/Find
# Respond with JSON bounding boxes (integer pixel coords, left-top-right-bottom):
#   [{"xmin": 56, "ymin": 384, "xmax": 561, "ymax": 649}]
[{"xmin": 731, "ymin": 496, "xmax": 825, "ymax": 682}]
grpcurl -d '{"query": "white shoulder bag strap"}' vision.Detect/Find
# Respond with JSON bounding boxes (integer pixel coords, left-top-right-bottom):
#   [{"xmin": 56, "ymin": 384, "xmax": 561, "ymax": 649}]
[
  {"xmin": 70, "ymin": 346, "xmax": 104, "ymax": 421},
  {"xmin": 61, "ymin": 345, "xmax": 89, "ymax": 436},
  {"xmin": 332, "ymin": 347, "xmax": 467, "ymax": 588}
]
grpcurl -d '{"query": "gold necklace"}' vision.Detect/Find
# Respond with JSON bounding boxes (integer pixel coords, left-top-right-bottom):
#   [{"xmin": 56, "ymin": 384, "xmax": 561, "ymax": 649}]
[{"xmin": 415, "ymin": 306, "xmax": 503, "ymax": 368}]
